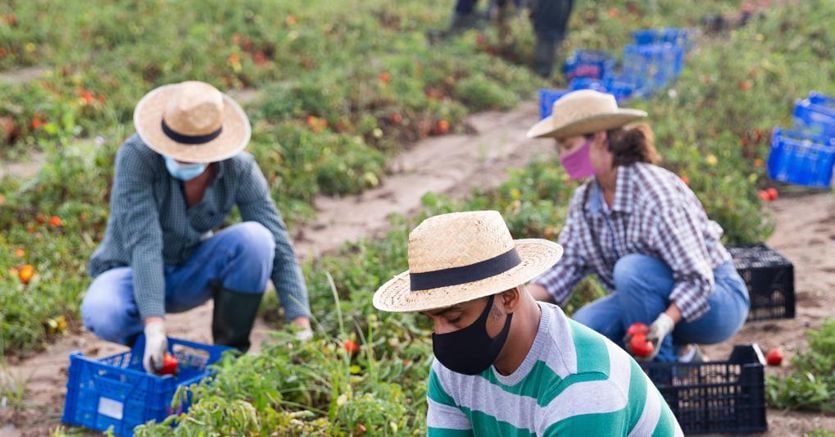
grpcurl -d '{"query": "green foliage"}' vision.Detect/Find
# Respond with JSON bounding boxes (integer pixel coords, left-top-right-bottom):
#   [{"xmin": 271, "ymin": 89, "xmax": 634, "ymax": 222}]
[{"xmin": 767, "ymin": 319, "xmax": 835, "ymax": 412}]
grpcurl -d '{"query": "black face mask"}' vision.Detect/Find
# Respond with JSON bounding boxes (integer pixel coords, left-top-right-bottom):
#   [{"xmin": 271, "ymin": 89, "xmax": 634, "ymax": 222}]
[{"xmin": 432, "ymin": 294, "xmax": 513, "ymax": 375}]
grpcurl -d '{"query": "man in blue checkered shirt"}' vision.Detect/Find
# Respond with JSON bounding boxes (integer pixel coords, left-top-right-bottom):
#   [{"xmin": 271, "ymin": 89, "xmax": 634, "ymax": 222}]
[
  {"xmin": 525, "ymin": 90, "xmax": 750, "ymax": 362},
  {"xmin": 82, "ymin": 81, "xmax": 312, "ymax": 374}
]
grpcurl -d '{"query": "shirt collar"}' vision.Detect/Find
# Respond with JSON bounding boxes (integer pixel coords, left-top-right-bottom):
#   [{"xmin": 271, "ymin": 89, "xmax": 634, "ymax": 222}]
[
  {"xmin": 611, "ymin": 165, "xmax": 634, "ymax": 213},
  {"xmin": 583, "ymin": 165, "xmax": 634, "ymax": 215}
]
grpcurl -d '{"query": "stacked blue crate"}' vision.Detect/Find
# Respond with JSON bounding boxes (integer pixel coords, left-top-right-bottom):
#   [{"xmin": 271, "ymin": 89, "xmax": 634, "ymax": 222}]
[
  {"xmin": 767, "ymin": 91, "xmax": 835, "ymax": 188},
  {"xmin": 544, "ymin": 28, "xmax": 690, "ymax": 121}
]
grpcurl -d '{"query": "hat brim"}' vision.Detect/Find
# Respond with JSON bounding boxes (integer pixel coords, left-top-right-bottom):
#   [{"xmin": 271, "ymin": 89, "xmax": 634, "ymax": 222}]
[
  {"xmin": 527, "ymin": 109, "xmax": 647, "ymax": 140},
  {"xmin": 372, "ymin": 239, "xmax": 563, "ymax": 313},
  {"xmin": 133, "ymin": 84, "xmax": 251, "ymax": 163}
]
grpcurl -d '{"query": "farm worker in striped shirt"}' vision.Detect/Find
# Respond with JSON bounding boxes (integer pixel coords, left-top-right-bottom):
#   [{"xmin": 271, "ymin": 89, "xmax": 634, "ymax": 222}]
[
  {"xmin": 82, "ymin": 81, "xmax": 312, "ymax": 374},
  {"xmin": 373, "ymin": 210, "xmax": 682, "ymax": 435},
  {"xmin": 526, "ymin": 90, "xmax": 750, "ymax": 363}
]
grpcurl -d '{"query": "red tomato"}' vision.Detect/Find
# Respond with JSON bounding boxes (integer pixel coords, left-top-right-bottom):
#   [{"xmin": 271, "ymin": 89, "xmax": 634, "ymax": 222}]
[
  {"xmin": 766, "ymin": 348, "xmax": 783, "ymax": 366},
  {"xmin": 343, "ymin": 339, "xmax": 360, "ymax": 355},
  {"xmin": 159, "ymin": 353, "xmax": 179, "ymax": 375},
  {"xmin": 629, "ymin": 334, "xmax": 654, "ymax": 358},
  {"xmin": 626, "ymin": 322, "xmax": 649, "ymax": 337},
  {"xmin": 766, "ymin": 188, "xmax": 778, "ymax": 201},
  {"xmin": 758, "ymin": 190, "xmax": 771, "ymax": 202}
]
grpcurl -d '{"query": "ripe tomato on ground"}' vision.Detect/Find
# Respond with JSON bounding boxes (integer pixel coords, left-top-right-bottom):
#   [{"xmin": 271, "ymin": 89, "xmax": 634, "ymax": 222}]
[{"xmin": 766, "ymin": 348, "xmax": 783, "ymax": 366}]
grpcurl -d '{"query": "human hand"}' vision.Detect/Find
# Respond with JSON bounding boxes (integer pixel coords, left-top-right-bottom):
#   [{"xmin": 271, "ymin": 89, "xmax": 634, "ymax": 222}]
[
  {"xmin": 291, "ymin": 316, "xmax": 313, "ymax": 341},
  {"xmin": 143, "ymin": 319, "xmax": 168, "ymax": 374}
]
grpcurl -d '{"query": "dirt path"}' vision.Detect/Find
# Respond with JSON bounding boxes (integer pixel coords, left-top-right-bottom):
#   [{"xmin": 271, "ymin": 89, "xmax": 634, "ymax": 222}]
[
  {"xmin": 702, "ymin": 191, "xmax": 835, "ymax": 436},
  {"xmin": 0, "ymin": 101, "xmax": 551, "ymax": 435}
]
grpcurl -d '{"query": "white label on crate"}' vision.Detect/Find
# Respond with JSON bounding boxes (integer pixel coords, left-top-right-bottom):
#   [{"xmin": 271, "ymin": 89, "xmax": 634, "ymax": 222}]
[{"xmin": 98, "ymin": 397, "xmax": 124, "ymax": 420}]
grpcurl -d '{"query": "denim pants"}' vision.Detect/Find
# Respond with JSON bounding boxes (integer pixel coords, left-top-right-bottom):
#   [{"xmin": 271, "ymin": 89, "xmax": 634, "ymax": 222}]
[
  {"xmin": 81, "ymin": 222, "xmax": 275, "ymax": 345},
  {"xmin": 573, "ymin": 254, "xmax": 750, "ymax": 362}
]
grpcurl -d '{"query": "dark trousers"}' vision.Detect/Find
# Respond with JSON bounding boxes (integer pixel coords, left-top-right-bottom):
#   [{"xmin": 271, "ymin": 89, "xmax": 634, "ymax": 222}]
[{"xmin": 454, "ymin": 0, "xmax": 574, "ymax": 44}]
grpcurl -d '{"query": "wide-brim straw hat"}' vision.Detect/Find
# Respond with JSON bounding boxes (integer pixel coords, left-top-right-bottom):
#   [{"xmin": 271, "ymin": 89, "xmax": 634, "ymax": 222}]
[
  {"xmin": 527, "ymin": 89, "xmax": 647, "ymax": 140},
  {"xmin": 373, "ymin": 211, "xmax": 563, "ymax": 313},
  {"xmin": 133, "ymin": 81, "xmax": 251, "ymax": 163}
]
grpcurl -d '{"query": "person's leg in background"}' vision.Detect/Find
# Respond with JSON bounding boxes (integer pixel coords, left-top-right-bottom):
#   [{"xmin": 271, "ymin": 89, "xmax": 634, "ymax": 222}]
[
  {"xmin": 529, "ymin": 0, "xmax": 574, "ymax": 77},
  {"xmin": 81, "ymin": 267, "xmax": 143, "ymax": 346},
  {"xmin": 610, "ymin": 254, "xmax": 679, "ymax": 362},
  {"xmin": 170, "ymin": 222, "xmax": 275, "ymax": 351},
  {"xmin": 450, "ymin": 0, "xmax": 485, "ymax": 32},
  {"xmin": 672, "ymin": 262, "xmax": 750, "ymax": 348},
  {"xmin": 572, "ymin": 293, "xmax": 628, "ymax": 345}
]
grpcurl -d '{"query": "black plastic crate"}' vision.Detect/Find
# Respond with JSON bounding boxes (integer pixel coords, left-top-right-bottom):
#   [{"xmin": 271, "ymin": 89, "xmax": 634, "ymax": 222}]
[
  {"xmin": 728, "ymin": 243, "xmax": 795, "ymax": 321},
  {"xmin": 642, "ymin": 345, "xmax": 768, "ymax": 435}
]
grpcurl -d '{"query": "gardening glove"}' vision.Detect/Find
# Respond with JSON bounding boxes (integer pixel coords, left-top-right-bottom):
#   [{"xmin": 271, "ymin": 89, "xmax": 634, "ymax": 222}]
[
  {"xmin": 295, "ymin": 327, "xmax": 314, "ymax": 341},
  {"xmin": 646, "ymin": 313, "xmax": 675, "ymax": 360},
  {"xmin": 143, "ymin": 320, "xmax": 168, "ymax": 374}
]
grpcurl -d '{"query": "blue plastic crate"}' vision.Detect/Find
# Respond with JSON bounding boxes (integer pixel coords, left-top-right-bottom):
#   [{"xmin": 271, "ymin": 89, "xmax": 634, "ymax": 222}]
[
  {"xmin": 62, "ymin": 337, "xmax": 231, "ymax": 437},
  {"xmin": 767, "ymin": 128, "xmax": 835, "ymax": 188},
  {"xmin": 563, "ymin": 50, "xmax": 615, "ymax": 80},
  {"xmin": 602, "ymin": 75, "xmax": 639, "ymax": 103},
  {"xmin": 622, "ymin": 43, "xmax": 684, "ymax": 96},
  {"xmin": 793, "ymin": 92, "xmax": 835, "ymax": 137},
  {"xmin": 569, "ymin": 77, "xmax": 607, "ymax": 92},
  {"xmin": 538, "ymin": 88, "xmax": 569, "ymax": 119},
  {"xmin": 568, "ymin": 77, "xmax": 634, "ymax": 104},
  {"xmin": 632, "ymin": 28, "xmax": 690, "ymax": 50}
]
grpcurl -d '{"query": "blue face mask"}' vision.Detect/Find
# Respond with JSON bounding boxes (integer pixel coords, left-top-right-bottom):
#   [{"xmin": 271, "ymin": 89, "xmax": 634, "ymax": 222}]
[{"xmin": 164, "ymin": 156, "xmax": 207, "ymax": 181}]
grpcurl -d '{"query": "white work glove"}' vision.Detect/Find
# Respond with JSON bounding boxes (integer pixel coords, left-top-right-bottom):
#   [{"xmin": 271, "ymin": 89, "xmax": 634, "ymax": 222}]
[
  {"xmin": 295, "ymin": 328, "xmax": 314, "ymax": 341},
  {"xmin": 647, "ymin": 313, "xmax": 675, "ymax": 360},
  {"xmin": 143, "ymin": 321, "xmax": 168, "ymax": 374}
]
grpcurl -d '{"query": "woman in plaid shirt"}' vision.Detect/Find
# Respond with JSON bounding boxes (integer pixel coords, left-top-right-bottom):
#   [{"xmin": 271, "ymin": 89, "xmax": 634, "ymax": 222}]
[{"xmin": 525, "ymin": 90, "xmax": 750, "ymax": 362}]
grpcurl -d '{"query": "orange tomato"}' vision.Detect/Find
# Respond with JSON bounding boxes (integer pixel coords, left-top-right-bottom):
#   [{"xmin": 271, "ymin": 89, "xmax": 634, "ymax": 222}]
[
  {"xmin": 18, "ymin": 264, "xmax": 35, "ymax": 285},
  {"xmin": 48, "ymin": 215, "xmax": 62, "ymax": 227}
]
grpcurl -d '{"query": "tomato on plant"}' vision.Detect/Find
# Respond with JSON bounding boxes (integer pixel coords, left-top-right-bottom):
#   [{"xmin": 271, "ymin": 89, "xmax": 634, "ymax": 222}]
[
  {"xmin": 343, "ymin": 339, "xmax": 360, "ymax": 355},
  {"xmin": 766, "ymin": 348, "xmax": 783, "ymax": 366},
  {"xmin": 48, "ymin": 215, "xmax": 62, "ymax": 227},
  {"xmin": 766, "ymin": 188, "xmax": 778, "ymax": 201}
]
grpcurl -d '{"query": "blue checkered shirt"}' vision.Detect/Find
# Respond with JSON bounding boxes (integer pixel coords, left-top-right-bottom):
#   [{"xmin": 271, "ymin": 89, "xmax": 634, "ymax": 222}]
[
  {"xmin": 534, "ymin": 162, "xmax": 731, "ymax": 321},
  {"xmin": 89, "ymin": 134, "xmax": 310, "ymax": 321}
]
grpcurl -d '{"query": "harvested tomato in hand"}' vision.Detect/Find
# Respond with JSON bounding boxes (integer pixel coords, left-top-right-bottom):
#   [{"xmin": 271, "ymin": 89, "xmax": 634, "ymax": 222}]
[
  {"xmin": 766, "ymin": 348, "xmax": 783, "ymax": 366},
  {"xmin": 629, "ymin": 334, "xmax": 654, "ymax": 358},
  {"xmin": 626, "ymin": 322, "xmax": 649, "ymax": 337},
  {"xmin": 159, "ymin": 353, "xmax": 178, "ymax": 375}
]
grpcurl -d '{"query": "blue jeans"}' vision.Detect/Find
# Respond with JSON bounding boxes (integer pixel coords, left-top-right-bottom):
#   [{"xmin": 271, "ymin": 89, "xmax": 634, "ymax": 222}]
[
  {"xmin": 573, "ymin": 254, "xmax": 750, "ymax": 362},
  {"xmin": 81, "ymin": 222, "xmax": 275, "ymax": 345}
]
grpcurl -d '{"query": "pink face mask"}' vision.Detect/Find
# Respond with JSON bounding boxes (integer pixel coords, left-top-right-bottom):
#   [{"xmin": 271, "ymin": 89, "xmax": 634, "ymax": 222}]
[{"xmin": 559, "ymin": 140, "xmax": 595, "ymax": 180}]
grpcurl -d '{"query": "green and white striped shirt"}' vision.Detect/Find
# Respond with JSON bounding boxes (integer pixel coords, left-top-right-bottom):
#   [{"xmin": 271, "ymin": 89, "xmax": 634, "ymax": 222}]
[{"xmin": 427, "ymin": 303, "xmax": 682, "ymax": 436}]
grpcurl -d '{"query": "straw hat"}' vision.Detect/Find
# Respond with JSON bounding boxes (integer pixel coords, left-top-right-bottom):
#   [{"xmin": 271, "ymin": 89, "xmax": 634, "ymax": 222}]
[
  {"xmin": 527, "ymin": 89, "xmax": 647, "ymax": 139},
  {"xmin": 373, "ymin": 211, "xmax": 563, "ymax": 313},
  {"xmin": 133, "ymin": 81, "xmax": 251, "ymax": 163}
]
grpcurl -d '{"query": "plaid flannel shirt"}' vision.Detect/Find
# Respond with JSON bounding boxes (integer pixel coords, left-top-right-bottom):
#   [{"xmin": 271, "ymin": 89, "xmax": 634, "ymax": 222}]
[{"xmin": 534, "ymin": 162, "xmax": 731, "ymax": 321}]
